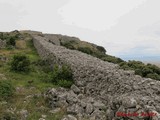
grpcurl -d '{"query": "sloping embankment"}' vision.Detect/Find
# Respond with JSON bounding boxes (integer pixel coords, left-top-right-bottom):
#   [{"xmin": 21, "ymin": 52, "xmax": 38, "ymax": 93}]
[{"xmin": 32, "ymin": 33, "xmax": 160, "ymax": 119}]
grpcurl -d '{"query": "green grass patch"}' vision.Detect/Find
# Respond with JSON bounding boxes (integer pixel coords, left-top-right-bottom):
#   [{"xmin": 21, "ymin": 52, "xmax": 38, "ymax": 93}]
[{"xmin": 0, "ymin": 32, "xmax": 68, "ymax": 119}]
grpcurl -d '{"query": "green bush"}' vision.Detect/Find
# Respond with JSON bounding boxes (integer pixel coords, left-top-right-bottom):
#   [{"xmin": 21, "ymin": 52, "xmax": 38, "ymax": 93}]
[
  {"xmin": 102, "ymin": 55, "xmax": 124, "ymax": 64},
  {"xmin": 77, "ymin": 47, "xmax": 93, "ymax": 55},
  {"xmin": 57, "ymin": 80, "xmax": 73, "ymax": 88},
  {"xmin": 59, "ymin": 36, "xmax": 160, "ymax": 81},
  {"xmin": 135, "ymin": 69, "xmax": 143, "ymax": 76},
  {"xmin": 61, "ymin": 42, "xmax": 75, "ymax": 50},
  {"xmin": 11, "ymin": 54, "xmax": 30, "ymax": 72},
  {"xmin": 0, "ymin": 80, "xmax": 15, "ymax": 100},
  {"xmin": 6, "ymin": 37, "xmax": 16, "ymax": 46},
  {"xmin": 147, "ymin": 64, "xmax": 160, "ymax": 74},
  {"xmin": 127, "ymin": 60, "xmax": 144, "ymax": 69},
  {"xmin": 141, "ymin": 67, "xmax": 153, "ymax": 77},
  {"xmin": 0, "ymin": 32, "xmax": 19, "ymax": 47},
  {"xmin": 0, "ymin": 32, "xmax": 3, "ymax": 39},
  {"xmin": 119, "ymin": 60, "xmax": 160, "ymax": 80},
  {"xmin": 60, "ymin": 40, "xmax": 77, "ymax": 50},
  {"xmin": 119, "ymin": 62, "xmax": 131, "ymax": 70},
  {"xmin": 96, "ymin": 45, "xmax": 106, "ymax": 53},
  {"xmin": 51, "ymin": 65, "xmax": 73, "ymax": 84},
  {"xmin": 40, "ymin": 63, "xmax": 74, "ymax": 88},
  {"xmin": 146, "ymin": 73, "xmax": 160, "ymax": 80}
]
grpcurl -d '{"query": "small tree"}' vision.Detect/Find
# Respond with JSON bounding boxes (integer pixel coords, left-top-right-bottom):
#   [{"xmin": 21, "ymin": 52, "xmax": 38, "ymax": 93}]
[{"xmin": 11, "ymin": 54, "xmax": 30, "ymax": 72}]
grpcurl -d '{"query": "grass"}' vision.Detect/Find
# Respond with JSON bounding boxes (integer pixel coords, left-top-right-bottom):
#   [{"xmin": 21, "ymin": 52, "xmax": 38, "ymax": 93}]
[
  {"xmin": 0, "ymin": 39, "xmax": 48, "ymax": 90},
  {"xmin": 0, "ymin": 34, "xmax": 65, "ymax": 119}
]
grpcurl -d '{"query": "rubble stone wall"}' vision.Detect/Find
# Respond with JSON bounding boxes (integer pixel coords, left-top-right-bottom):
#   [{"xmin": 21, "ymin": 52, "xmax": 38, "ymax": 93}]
[
  {"xmin": 32, "ymin": 33, "xmax": 160, "ymax": 120},
  {"xmin": 0, "ymin": 39, "xmax": 6, "ymax": 48}
]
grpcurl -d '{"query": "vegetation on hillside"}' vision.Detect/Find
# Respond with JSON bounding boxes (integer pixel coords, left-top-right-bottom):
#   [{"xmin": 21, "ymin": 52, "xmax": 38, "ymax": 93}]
[
  {"xmin": 0, "ymin": 32, "xmax": 72, "ymax": 119},
  {"xmin": 1, "ymin": 31, "xmax": 160, "ymax": 119},
  {"xmin": 60, "ymin": 38, "xmax": 160, "ymax": 80},
  {"xmin": 11, "ymin": 54, "xmax": 31, "ymax": 72},
  {"xmin": 0, "ymin": 80, "xmax": 15, "ymax": 100},
  {"xmin": 119, "ymin": 61, "xmax": 160, "ymax": 80},
  {"xmin": 0, "ymin": 31, "xmax": 20, "ymax": 48},
  {"xmin": 36, "ymin": 60, "xmax": 74, "ymax": 88}
]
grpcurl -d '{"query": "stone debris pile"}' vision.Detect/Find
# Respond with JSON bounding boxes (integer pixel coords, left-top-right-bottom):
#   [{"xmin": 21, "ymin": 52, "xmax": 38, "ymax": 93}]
[{"xmin": 29, "ymin": 32, "xmax": 160, "ymax": 120}]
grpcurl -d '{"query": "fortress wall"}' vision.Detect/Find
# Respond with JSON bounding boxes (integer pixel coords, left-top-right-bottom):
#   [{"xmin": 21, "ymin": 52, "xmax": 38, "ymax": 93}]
[{"xmin": 32, "ymin": 34, "xmax": 160, "ymax": 119}]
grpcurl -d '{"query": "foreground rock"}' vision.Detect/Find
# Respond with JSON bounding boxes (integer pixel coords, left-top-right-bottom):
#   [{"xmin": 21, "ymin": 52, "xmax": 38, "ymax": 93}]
[
  {"xmin": 28, "ymin": 31, "xmax": 160, "ymax": 120},
  {"xmin": 44, "ymin": 87, "xmax": 107, "ymax": 120}
]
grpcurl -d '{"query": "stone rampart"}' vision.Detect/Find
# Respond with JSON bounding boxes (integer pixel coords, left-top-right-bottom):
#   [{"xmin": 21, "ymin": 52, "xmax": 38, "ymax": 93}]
[{"xmin": 32, "ymin": 34, "xmax": 160, "ymax": 120}]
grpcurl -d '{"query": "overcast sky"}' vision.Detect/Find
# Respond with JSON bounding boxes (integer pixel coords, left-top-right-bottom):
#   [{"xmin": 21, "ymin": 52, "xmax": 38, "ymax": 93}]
[{"xmin": 0, "ymin": 0, "xmax": 160, "ymax": 59}]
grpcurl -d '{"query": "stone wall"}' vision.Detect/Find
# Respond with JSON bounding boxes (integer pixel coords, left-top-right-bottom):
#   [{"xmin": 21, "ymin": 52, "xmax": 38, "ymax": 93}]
[
  {"xmin": 0, "ymin": 39, "xmax": 6, "ymax": 48},
  {"xmin": 32, "ymin": 33, "xmax": 160, "ymax": 120}
]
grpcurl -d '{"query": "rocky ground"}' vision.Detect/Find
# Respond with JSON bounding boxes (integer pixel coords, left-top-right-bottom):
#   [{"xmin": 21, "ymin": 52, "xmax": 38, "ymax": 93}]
[{"xmin": 19, "ymin": 31, "xmax": 160, "ymax": 120}]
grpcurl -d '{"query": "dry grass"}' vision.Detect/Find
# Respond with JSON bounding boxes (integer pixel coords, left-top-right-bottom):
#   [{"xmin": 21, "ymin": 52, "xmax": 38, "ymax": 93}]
[{"xmin": 16, "ymin": 40, "xmax": 27, "ymax": 49}]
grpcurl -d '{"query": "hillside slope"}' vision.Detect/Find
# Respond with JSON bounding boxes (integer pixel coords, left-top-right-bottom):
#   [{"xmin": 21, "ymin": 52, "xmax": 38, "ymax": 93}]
[
  {"xmin": 0, "ymin": 30, "xmax": 160, "ymax": 120},
  {"xmin": 30, "ymin": 31, "xmax": 160, "ymax": 120},
  {"xmin": 31, "ymin": 31, "xmax": 160, "ymax": 81}
]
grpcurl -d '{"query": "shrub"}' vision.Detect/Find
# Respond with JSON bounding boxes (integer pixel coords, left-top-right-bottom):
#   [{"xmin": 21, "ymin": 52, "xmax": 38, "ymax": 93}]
[
  {"xmin": 41, "ymin": 63, "xmax": 74, "ymax": 88},
  {"xmin": 0, "ymin": 32, "xmax": 19, "ymax": 47},
  {"xmin": 146, "ymin": 73, "xmax": 160, "ymax": 80},
  {"xmin": 141, "ymin": 67, "xmax": 153, "ymax": 77},
  {"xmin": 119, "ymin": 62, "xmax": 131, "ymax": 70},
  {"xmin": 0, "ymin": 80, "xmax": 15, "ymax": 100},
  {"xmin": 135, "ymin": 69, "xmax": 143, "ymax": 76},
  {"xmin": 11, "ymin": 54, "xmax": 30, "ymax": 72},
  {"xmin": 61, "ymin": 42, "xmax": 75, "ymax": 50},
  {"xmin": 0, "ymin": 32, "xmax": 3, "ymax": 39},
  {"xmin": 78, "ymin": 47, "xmax": 93, "ymax": 55},
  {"xmin": 60, "ymin": 40, "xmax": 77, "ymax": 50},
  {"xmin": 119, "ymin": 60, "xmax": 160, "ymax": 80},
  {"xmin": 102, "ymin": 55, "xmax": 124, "ymax": 64},
  {"xmin": 60, "ymin": 65, "xmax": 73, "ymax": 80},
  {"xmin": 57, "ymin": 80, "xmax": 73, "ymax": 88},
  {"xmin": 127, "ymin": 60, "xmax": 144, "ymax": 69},
  {"xmin": 96, "ymin": 45, "xmax": 106, "ymax": 53},
  {"xmin": 6, "ymin": 37, "xmax": 16, "ymax": 46},
  {"xmin": 147, "ymin": 64, "xmax": 160, "ymax": 74},
  {"xmin": 50, "ymin": 65, "xmax": 73, "ymax": 87}
]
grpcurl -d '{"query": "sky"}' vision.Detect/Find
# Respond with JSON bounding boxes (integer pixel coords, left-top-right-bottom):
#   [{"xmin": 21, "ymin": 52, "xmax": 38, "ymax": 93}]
[{"xmin": 0, "ymin": 0, "xmax": 160, "ymax": 60}]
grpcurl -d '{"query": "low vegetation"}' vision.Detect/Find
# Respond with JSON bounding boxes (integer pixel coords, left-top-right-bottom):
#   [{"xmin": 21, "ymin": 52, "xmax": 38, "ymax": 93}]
[
  {"xmin": 11, "ymin": 54, "xmax": 31, "ymax": 72},
  {"xmin": 60, "ymin": 37, "xmax": 160, "ymax": 80},
  {"xmin": 37, "ymin": 60, "xmax": 74, "ymax": 88},
  {"xmin": 1, "ymin": 31, "xmax": 160, "ymax": 119},
  {"xmin": 0, "ymin": 80, "xmax": 15, "ymax": 100},
  {"xmin": 0, "ymin": 32, "xmax": 72, "ymax": 119},
  {"xmin": 119, "ymin": 61, "xmax": 160, "ymax": 80},
  {"xmin": 0, "ymin": 31, "xmax": 20, "ymax": 48}
]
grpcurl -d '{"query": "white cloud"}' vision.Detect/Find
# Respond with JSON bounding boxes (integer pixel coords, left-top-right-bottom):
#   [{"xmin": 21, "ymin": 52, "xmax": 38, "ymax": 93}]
[
  {"xmin": 0, "ymin": 0, "xmax": 160, "ymax": 59},
  {"xmin": 58, "ymin": 0, "xmax": 146, "ymax": 31},
  {"xmin": 0, "ymin": 2, "xmax": 23, "ymax": 31}
]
